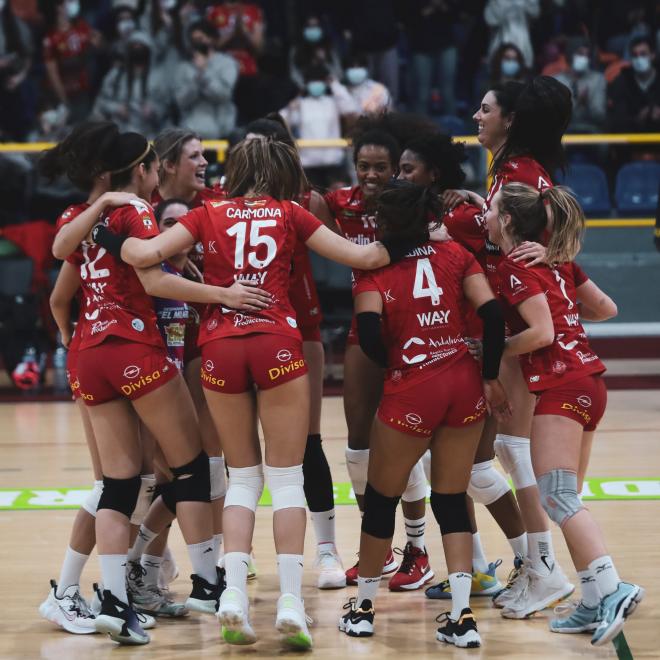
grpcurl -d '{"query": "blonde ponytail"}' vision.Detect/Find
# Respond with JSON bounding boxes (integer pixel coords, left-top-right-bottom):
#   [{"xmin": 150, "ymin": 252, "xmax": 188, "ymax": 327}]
[{"xmin": 542, "ymin": 186, "xmax": 585, "ymax": 264}]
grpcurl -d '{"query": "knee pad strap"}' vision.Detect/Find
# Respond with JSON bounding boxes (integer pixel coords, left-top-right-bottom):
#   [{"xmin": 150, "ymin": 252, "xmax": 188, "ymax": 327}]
[
  {"xmin": 98, "ymin": 475, "xmax": 141, "ymax": 518},
  {"xmin": 171, "ymin": 451, "xmax": 210, "ymax": 504},
  {"xmin": 264, "ymin": 464, "xmax": 306, "ymax": 511},
  {"xmin": 361, "ymin": 482, "xmax": 400, "ymax": 539},
  {"xmin": 82, "ymin": 480, "xmax": 103, "ymax": 517},
  {"xmin": 402, "ymin": 458, "xmax": 428, "ymax": 502},
  {"xmin": 467, "ymin": 460, "xmax": 511, "ymax": 505},
  {"xmin": 225, "ymin": 464, "xmax": 264, "ymax": 512},
  {"xmin": 130, "ymin": 473, "xmax": 156, "ymax": 525},
  {"xmin": 210, "ymin": 456, "xmax": 227, "ymax": 500},
  {"xmin": 537, "ymin": 469, "xmax": 584, "ymax": 527},
  {"xmin": 430, "ymin": 491, "xmax": 471, "ymax": 535},
  {"xmin": 494, "ymin": 434, "xmax": 536, "ymax": 490},
  {"xmin": 345, "ymin": 448, "xmax": 369, "ymax": 496}
]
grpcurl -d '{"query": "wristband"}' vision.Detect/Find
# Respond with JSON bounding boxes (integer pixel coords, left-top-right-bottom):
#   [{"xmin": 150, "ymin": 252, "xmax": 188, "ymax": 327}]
[{"xmin": 92, "ymin": 224, "xmax": 129, "ymax": 260}]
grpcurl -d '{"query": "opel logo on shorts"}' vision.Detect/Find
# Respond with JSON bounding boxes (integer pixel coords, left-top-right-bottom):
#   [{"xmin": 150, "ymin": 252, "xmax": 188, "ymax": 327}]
[
  {"xmin": 405, "ymin": 413, "xmax": 422, "ymax": 426},
  {"xmin": 123, "ymin": 365, "xmax": 140, "ymax": 379},
  {"xmin": 577, "ymin": 395, "xmax": 592, "ymax": 408},
  {"xmin": 276, "ymin": 349, "xmax": 292, "ymax": 362},
  {"xmin": 204, "ymin": 360, "xmax": 214, "ymax": 372}
]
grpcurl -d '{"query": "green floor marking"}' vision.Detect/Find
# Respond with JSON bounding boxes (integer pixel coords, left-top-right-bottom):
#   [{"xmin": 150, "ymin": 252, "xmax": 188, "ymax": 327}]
[{"xmin": 613, "ymin": 632, "xmax": 634, "ymax": 660}]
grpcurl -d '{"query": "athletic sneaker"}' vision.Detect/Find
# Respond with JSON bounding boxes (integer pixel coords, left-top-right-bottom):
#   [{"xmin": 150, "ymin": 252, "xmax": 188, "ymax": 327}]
[
  {"xmin": 94, "ymin": 589, "xmax": 149, "ymax": 645},
  {"xmin": 275, "ymin": 593, "xmax": 313, "ymax": 650},
  {"xmin": 314, "ymin": 545, "xmax": 346, "ymax": 589},
  {"xmin": 158, "ymin": 547, "xmax": 179, "ymax": 589},
  {"xmin": 426, "ymin": 560, "xmax": 502, "ymax": 599},
  {"xmin": 132, "ymin": 584, "xmax": 189, "ymax": 618},
  {"xmin": 493, "ymin": 556, "xmax": 524, "ymax": 608},
  {"xmin": 549, "ymin": 601, "xmax": 599, "ymax": 633},
  {"xmin": 247, "ymin": 552, "xmax": 258, "ymax": 580},
  {"xmin": 186, "ymin": 573, "xmax": 222, "ymax": 614},
  {"xmin": 389, "ymin": 543, "xmax": 434, "ymax": 591},
  {"xmin": 501, "ymin": 563, "xmax": 574, "ymax": 619},
  {"xmin": 217, "ymin": 586, "xmax": 256, "ymax": 645},
  {"xmin": 345, "ymin": 549, "xmax": 398, "ymax": 586},
  {"xmin": 591, "ymin": 582, "xmax": 644, "ymax": 647},
  {"xmin": 436, "ymin": 608, "xmax": 481, "ymax": 648},
  {"xmin": 338, "ymin": 597, "xmax": 374, "ymax": 637},
  {"xmin": 126, "ymin": 560, "xmax": 147, "ymax": 599},
  {"xmin": 39, "ymin": 580, "xmax": 96, "ymax": 634},
  {"xmin": 92, "ymin": 583, "xmax": 156, "ymax": 629}
]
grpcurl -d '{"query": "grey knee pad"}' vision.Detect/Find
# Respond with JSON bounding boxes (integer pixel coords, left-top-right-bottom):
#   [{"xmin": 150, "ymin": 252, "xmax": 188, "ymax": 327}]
[{"xmin": 537, "ymin": 469, "xmax": 584, "ymax": 527}]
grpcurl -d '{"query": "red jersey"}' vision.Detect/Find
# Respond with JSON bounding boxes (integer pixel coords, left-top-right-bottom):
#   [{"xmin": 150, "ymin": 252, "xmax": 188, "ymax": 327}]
[
  {"xmin": 43, "ymin": 20, "xmax": 94, "ymax": 95},
  {"xmin": 324, "ymin": 185, "xmax": 377, "ymax": 246},
  {"xmin": 150, "ymin": 184, "xmax": 226, "ymax": 210},
  {"xmin": 354, "ymin": 241, "xmax": 483, "ymax": 395},
  {"xmin": 498, "ymin": 257, "xmax": 605, "ymax": 392},
  {"xmin": 177, "ymin": 196, "xmax": 322, "ymax": 343},
  {"xmin": 67, "ymin": 200, "xmax": 163, "ymax": 350}
]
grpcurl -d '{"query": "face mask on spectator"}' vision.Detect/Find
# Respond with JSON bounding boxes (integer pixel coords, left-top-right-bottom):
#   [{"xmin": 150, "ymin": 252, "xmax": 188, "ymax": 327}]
[
  {"xmin": 572, "ymin": 54, "xmax": 589, "ymax": 73},
  {"xmin": 192, "ymin": 41, "xmax": 210, "ymax": 56},
  {"xmin": 161, "ymin": 0, "xmax": 177, "ymax": 10},
  {"xmin": 304, "ymin": 26, "xmax": 323, "ymax": 43},
  {"xmin": 501, "ymin": 59, "xmax": 520, "ymax": 77},
  {"xmin": 346, "ymin": 67, "xmax": 368, "ymax": 86},
  {"xmin": 66, "ymin": 0, "xmax": 80, "ymax": 18},
  {"xmin": 307, "ymin": 81, "xmax": 326, "ymax": 97},
  {"xmin": 117, "ymin": 18, "xmax": 136, "ymax": 38},
  {"xmin": 632, "ymin": 55, "xmax": 651, "ymax": 73}
]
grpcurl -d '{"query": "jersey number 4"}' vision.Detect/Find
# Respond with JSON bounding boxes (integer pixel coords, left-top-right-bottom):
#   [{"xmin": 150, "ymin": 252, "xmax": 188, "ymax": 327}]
[
  {"xmin": 413, "ymin": 258, "xmax": 443, "ymax": 306},
  {"xmin": 227, "ymin": 220, "xmax": 277, "ymax": 269}
]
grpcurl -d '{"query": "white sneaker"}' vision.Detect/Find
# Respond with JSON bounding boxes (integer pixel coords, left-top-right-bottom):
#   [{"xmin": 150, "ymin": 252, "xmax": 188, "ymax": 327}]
[
  {"xmin": 158, "ymin": 546, "xmax": 179, "ymax": 589},
  {"xmin": 501, "ymin": 563, "xmax": 574, "ymax": 619},
  {"xmin": 39, "ymin": 580, "xmax": 96, "ymax": 635},
  {"xmin": 217, "ymin": 587, "xmax": 256, "ymax": 645},
  {"xmin": 314, "ymin": 545, "xmax": 346, "ymax": 589},
  {"xmin": 493, "ymin": 558, "xmax": 527, "ymax": 609},
  {"xmin": 276, "ymin": 593, "xmax": 313, "ymax": 650},
  {"xmin": 247, "ymin": 552, "xmax": 258, "ymax": 580}
]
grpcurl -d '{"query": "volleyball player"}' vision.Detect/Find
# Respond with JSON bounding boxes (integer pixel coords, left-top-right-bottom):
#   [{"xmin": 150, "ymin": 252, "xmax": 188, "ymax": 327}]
[
  {"xmin": 338, "ymin": 181, "xmax": 508, "ymax": 647},
  {"xmin": 485, "ymin": 181, "xmax": 644, "ymax": 645},
  {"xmin": 95, "ymin": 136, "xmax": 429, "ymax": 649},
  {"xmin": 325, "ymin": 130, "xmax": 432, "ymax": 591}
]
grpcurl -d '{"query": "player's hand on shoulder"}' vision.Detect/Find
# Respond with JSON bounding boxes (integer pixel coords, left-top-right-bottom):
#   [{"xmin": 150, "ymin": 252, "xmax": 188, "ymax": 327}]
[{"xmin": 510, "ymin": 241, "xmax": 547, "ymax": 267}]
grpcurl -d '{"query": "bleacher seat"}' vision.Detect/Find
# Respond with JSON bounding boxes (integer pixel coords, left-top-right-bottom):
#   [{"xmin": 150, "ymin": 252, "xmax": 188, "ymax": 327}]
[
  {"xmin": 561, "ymin": 164, "xmax": 611, "ymax": 215},
  {"xmin": 615, "ymin": 162, "xmax": 660, "ymax": 215},
  {"xmin": 435, "ymin": 115, "xmax": 467, "ymax": 137}
]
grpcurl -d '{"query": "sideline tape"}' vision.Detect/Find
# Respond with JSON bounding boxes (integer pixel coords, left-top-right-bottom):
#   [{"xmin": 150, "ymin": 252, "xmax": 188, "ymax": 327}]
[{"xmin": 1, "ymin": 478, "xmax": 660, "ymax": 511}]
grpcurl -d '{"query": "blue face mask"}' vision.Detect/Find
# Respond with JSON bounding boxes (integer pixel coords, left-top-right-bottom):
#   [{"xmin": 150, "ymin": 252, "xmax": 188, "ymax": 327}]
[
  {"xmin": 632, "ymin": 55, "xmax": 651, "ymax": 73},
  {"xmin": 304, "ymin": 26, "xmax": 323, "ymax": 43},
  {"xmin": 572, "ymin": 54, "xmax": 590, "ymax": 73},
  {"xmin": 66, "ymin": 0, "xmax": 80, "ymax": 18},
  {"xmin": 501, "ymin": 59, "xmax": 520, "ymax": 77},
  {"xmin": 346, "ymin": 67, "xmax": 368, "ymax": 85},
  {"xmin": 307, "ymin": 81, "xmax": 326, "ymax": 97}
]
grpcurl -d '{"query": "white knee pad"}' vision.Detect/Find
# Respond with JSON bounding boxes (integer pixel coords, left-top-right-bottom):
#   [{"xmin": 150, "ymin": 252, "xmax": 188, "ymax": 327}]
[
  {"xmin": 537, "ymin": 469, "xmax": 584, "ymax": 526},
  {"xmin": 421, "ymin": 450, "xmax": 431, "ymax": 484},
  {"xmin": 467, "ymin": 460, "xmax": 511, "ymax": 505},
  {"xmin": 210, "ymin": 456, "xmax": 227, "ymax": 500},
  {"xmin": 402, "ymin": 458, "xmax": 428, "ymax": 502},
  {"xmin": 130, "ymin": 474, "xmax": 156, "ymax": 525},
  {"xmin": 264, "ymin": 464, "xmax": 306, "ymax": 511},
  {"xmin": 82, "ymin": 480, "xmax": 104, "ymax": 517},
  {"xmin": 345, "ymin": 448, "xmax": 369, "ymax": 496},
  {"xmin": 494, "ymin": 434, "xmax": 536, "ymax": 490},
  {"xmin": 225, "ymin": 464, "xmax": 264, "ymax": 512}
]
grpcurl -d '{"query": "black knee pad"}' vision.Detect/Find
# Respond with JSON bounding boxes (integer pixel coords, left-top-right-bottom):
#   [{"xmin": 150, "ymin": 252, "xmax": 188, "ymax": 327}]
[
  {"xmin": 361, "ymin": 482, "xmax": 400, "ymax": 539},
  {"xmin": 97, "ymin": 475, "xmax": 141, "ymax": 518},
  {"xmin": 171, "ymin": 451, "xmax": 211, "ymax": 504},
  {"xmin": 302, "ymin": 434, "xmax": 335, "ymax": 512},
  {"xmin": 430, "ymin": 491, "xmax": 472, "ymax": 535},
  {"xmin": 154, "ymin": 480, "xmax": 177, "ymax": 514}
]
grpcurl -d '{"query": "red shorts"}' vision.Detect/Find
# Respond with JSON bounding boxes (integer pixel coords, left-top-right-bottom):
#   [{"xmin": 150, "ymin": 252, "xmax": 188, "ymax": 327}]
[
  {"xmin": 289, "ymin": 269, "xmax": 322, "ymax": 343},
  {"xmin": 200, "ymin": 334, "xmax": 308, "ymax": 394},
  {"xmin": 534, "ymin": 374, "xmax": 607, "ymax": 431},
  {"xmin": 378, "ymin": 354, "xmax": 486, "ymax": 438},
  {"xmin": 66, "ymin": 344, "xmax": 81, "ymax": 400},
  {"xmin": 77, "ymin": 337, "xmax": 177, "ymax": 406},
  {"xmin": 299, "ymin": 324, "xmax": 321, "ymax": 342}
]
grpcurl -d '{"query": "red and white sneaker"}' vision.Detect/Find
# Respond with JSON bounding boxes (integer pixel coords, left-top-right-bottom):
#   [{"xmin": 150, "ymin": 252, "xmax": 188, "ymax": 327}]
[
  {"xmin": 389, "ymin": 543, "xmax": 434, "ymax": 591},
  {"xmin": 345, "ymin": 549, "xmax": 399, "ymax": 586}
]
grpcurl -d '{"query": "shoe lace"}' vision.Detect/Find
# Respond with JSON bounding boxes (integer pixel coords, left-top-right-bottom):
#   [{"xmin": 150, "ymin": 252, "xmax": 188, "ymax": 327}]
[
  {"xmin": 73, "ymin": 591, "xmax": 93, "ymax": 618},
  {"xmin": 435, "ymin": 611, "xmax": 452, "ymax": 625},
  {"xmin": 127, "ymin": 561, "xmax": 147, "ymax": 588},
  {"xmin": 553, "ymin": 600, "xmax": 580, "ymax": 618},
  {"xmin": 342, "ymin": 597, "xmax": 357, "ymax": 612},
  {"xmin": 316, "ymin": 549, "xmax": 340, "ymax": 569},
  {"xmin": 393, "ymin": 544, "xmax": 417, "ymax": 575}
]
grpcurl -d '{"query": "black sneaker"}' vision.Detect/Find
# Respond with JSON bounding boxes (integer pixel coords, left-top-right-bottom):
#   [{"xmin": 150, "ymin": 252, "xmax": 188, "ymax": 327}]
[
  {"xmin": 94, "ymin": 589, "xmax": 150, "ymax": 645},
  {"xmin": 185, "ymin": 573, "xmax": 222, "ymax": 614},
  {"xmin": 436, "ymin": 608, "xmax": 481, "ymax": 648},
  {"xmin": 338, "ymin": 597, "xmax": 374, "ymax": 637}
]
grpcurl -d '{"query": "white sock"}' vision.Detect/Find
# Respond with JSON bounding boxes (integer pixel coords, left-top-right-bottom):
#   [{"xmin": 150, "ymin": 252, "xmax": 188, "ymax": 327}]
[
  {"xmin": 224, "ymin": 551, "xmax": 250, "ymax": 596},
  {"xmin": 527, "ymin": 531, "xmax": 556, "ymax": 576},
  {"xmin": 311, "ymin": 509, "xmax": 336, "ymax": 545},
  {"xmin": 578, "ymin": 568, "xmax": 601, "ymax": 608},
  {"xmin": 507, "ymin": 532, "xmax": 528, "ymax": 559},
  {"xmin": 187, "ymin": 539, "xmax": 217, "ymax": 584},
  {"xmin": 99, "ymin": 554, "xmax": 128, "ymax": 603},
  {"xmin": 213, "ymin": 533, "xmax": 223, "ymax": 567},
  {"xmin": 404, "ymin": 516, "xmax": 426, "ymax": 550},
  {"xmin": 141, "ymin": 554, "xmax": 161, "ymax": 589},
  {"xmin": 277, "ymin": 553, "xmax": 304, "ymax": 599},
  {"xmin": 357, "ymin": 575, "xmax": 380, "ymax": 607},
  {"xmin": 471, "ymin": 532, "xmax": 489, "ymax": 573},
  {"xmin": 589, "ymin": 555, "xmax": 620, "ymax": 597},
  {"xmin": 56, "ymin": 547, "xmax": 89, "ymax": 596},
  {"xmin": 128, "ymin": 525, "xmax": 158, "ymax": 562},
  {"xmin": 449, "ymin": 572, "xmax": 472, "ymax": 620}
]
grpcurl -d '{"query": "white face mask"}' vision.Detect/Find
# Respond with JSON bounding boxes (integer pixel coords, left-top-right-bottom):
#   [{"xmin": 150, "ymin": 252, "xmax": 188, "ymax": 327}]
[
  {"xmin": 161, "ymin": 0, "xmax": 177, "ymax": 10},
  {"xmin": 572, "ymin": 54, "xmax": 589, "ymax": 73},
  {"xmin": 117, "ymin": 18, "xmax": 136, "ymax": 38},
  {"xmin": 632, "ymin": 55, "xmax": 651, "ymax": 74},
  {"xmin": 66, "ymin": 0, "xmax": 80, "ymax": 19}
]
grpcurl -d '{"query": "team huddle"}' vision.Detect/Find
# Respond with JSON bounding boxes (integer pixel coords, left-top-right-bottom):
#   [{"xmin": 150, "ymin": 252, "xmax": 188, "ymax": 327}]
[{"xmin": 38, "ymin": 75, "xmax": 643, "ymax": 652}]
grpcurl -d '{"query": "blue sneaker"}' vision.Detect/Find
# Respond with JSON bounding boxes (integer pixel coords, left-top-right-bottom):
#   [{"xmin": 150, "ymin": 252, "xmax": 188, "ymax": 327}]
[
  {"xmin": 591, "ymin": 582, "xmax": 644, "ymax": 647},
  {"xmin": 426, "ymin": 560, "xmax": 503, "ymax": 600},
  {"xmin": 550, "ymin": 601, "xmax": 599, "ymax": 633}
]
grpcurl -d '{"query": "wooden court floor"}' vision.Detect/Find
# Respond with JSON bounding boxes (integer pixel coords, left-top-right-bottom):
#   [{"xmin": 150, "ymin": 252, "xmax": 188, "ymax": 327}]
[{"xmin": 0, "ymin": 392, "xmax": 659, "ymax": 659}]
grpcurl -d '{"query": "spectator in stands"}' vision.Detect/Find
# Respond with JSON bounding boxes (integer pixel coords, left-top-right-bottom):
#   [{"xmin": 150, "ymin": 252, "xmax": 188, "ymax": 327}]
[
  {"xmin": 485, "ymin": 0, "xmax": 540, "ymax": 69},
  {"xmin": 289, "ymin": 14, "xmax": 342, "ymax": 91},
  {"xmin": 404, "ymin": 0, "xmax": 459, "ymax": 116},
  {"xmin": 554, "ymin": 38, "xmax": 607, "ymax": 132},
  {"xmin": 92, "ymin": 31, "xmax": 170, "ymax": 136},
  {"xmin": 344, "ymin": 52, "xmax": 391, "ymax": 115},
  {"xmin": 171, "ymin": 20, "xmax": 239, "ymax": 138},
  {"xmin": 137, "ymin": 0, "xmax": 185, "ymax": 67},
  {"xmin": 0, "ymin": 1, "xmax": 34, "ymax": 141},
  {"xmin": 489, "ymin": 43, "xmax": 529, "ymax": 89},
  {"xmin": 280, "ymin": 61, "xmax": 359, "ymax": 188},
  {"xmin": 40, "ymin": 0, "xmax": 101, "ymax": 123},
  {"xmin": 608, "ymin": 35, "xmax": 660, "ymax": 133}
]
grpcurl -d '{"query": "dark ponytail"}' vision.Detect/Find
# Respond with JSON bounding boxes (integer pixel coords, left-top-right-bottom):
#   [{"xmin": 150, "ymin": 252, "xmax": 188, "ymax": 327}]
[{"xmin": 108, "ymin": 132, "xmax": 157, "ymax": 189}]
